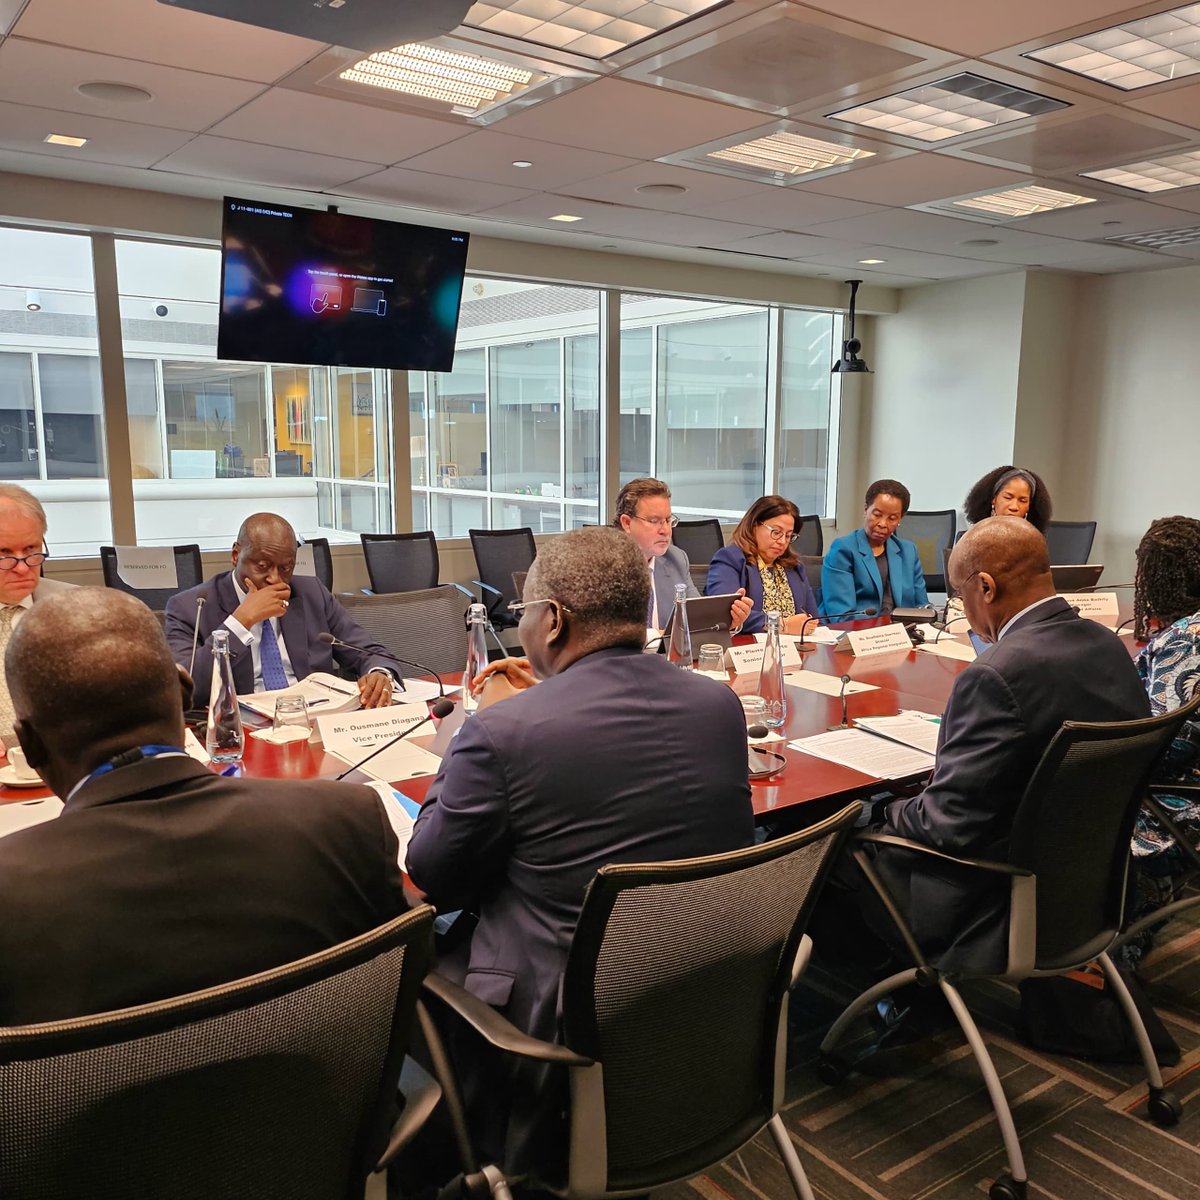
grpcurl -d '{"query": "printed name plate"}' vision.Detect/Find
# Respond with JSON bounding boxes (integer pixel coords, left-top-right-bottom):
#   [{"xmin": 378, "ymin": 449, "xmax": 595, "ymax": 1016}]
[{"xmin": 843, "ymin": 623, "xmax": 914, "ymax": 657}]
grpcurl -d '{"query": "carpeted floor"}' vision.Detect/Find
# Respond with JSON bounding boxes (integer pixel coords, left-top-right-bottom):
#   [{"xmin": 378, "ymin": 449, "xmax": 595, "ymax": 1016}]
[{"xmin": 651, "ymin": 917, "xmax": 1200, "ymax": 1200}]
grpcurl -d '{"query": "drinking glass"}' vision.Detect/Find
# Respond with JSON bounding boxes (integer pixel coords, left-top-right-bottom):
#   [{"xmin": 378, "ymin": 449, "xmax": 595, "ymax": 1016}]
[
  {"xmin": 740, "ymin": 695, "xmax": 769, "ymax": 736},
  {"xmin": 273, "ymin": 695, "xmax": 311, "ymax": 741},
  {"xmin": 697, "ymin": 644, "xmax": 726, "ymax": 676}
]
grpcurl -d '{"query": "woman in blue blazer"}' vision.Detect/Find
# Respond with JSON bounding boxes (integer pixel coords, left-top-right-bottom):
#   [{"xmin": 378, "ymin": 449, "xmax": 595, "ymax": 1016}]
[
  {"xmin": 820, "ymin": 479, "xmax": 929, "ymax": 618},
  {"xmin": 706, "ymin": 496, "xmax": 818, "ymax": 635}
]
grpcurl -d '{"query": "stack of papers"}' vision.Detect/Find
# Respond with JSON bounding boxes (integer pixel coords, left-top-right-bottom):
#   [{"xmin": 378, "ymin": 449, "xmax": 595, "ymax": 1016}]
[
  {"xmin": 788, "ymin": 728, "xmax": 934, "ymax": 779},
  {"xmin": 854, "ymin": 711, "xmax": 942, "ymax": 755},
  {"xmin": 916, "ymin": 638, "xmax": 976, "ymax": 662},
  {"xmin": 365, "ymin": 780, "xmax": 422, "ymax": 866},
  {"xmin": 784, "ymin": 673, "xmax": 879, "ymax": 697},
  {"xmin": 318, "ymin": 705, "xmax": 443, "ymax": 782}
]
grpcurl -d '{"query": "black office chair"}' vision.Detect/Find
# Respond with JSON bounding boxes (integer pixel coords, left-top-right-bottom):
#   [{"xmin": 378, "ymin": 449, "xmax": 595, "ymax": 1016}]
[
  {"xmin": 339, "ymin": 585, "xmax": 472, "ymax": 678},
  {"xmin": 296, "ymin": 536, "xmax": 334, "ymax": 592},
  {"xmin": 901, "ymin": 509, "xmax": 956, "ymax": 593},
  {"xmin": 794, "ymin": 515, "xmax": 823, "ymax": 558},
  {"xmin": 1045, "ymin": 520, "xmax": 1097, "ymax": 565},
  {"xmin": 0, "ymin": 908, "xmax": 437, "ymax": 1200},
  {"xmin": 818, "ymin": 699, "xmax": 1200, "ymax": 1200},
  {"xmin": 672, "ymin": 518, "xmax": 723, "ymax": 566},
  {"xmin": 469, "ymin": 528, "xmax": 537, "ymax": 631},
  {"xmin": 421, "ymin": 804, "xmax": 859, "ymax": 1200},
  {"xmin": 99, "ymin": 544, "xmax": 204, "ymax": 612},
  {"xmin": 689, "ymin": 564, "xmax": 709, "ymax": 595},
  {"xmin": 799, "ymin": 554, "xmax": 824, "ymax": 610},
  {"xmin": 361, "ymin": 532, "xmax": 440, "ymax": 594}
]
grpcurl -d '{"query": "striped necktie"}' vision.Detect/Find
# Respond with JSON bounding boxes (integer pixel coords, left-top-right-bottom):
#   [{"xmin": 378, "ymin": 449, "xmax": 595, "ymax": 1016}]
[
  {"xmin": 258, "ymin": 618, "xmax": 290, "ymax": 691},
  {"xmin": 0, "ymin": 607, "xmax": 21, "ymax": 742}
]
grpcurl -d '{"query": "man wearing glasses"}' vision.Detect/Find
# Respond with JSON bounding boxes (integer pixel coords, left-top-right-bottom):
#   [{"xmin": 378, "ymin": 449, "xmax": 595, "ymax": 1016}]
[
  {"xmin": 613, "ymin": 476, "xmax": 752, "ymax": 634},
  {"xmin": 0, "ymin": 484, "xmax": 73, "ymax": 759}
]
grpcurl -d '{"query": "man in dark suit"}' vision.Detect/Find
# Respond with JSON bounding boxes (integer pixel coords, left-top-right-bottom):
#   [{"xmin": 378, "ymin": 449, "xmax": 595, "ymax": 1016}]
[
  {"xmin": 0, "ymin": 588, "xmax": 406, "ymax": 1026},
  {"xmin": 867, "ymin": 516, "xmax": 1150, "ymax": 973},
  {"xmin": 165, "ymin": 512, "xmax": 401, "ymax": 707},
  {"xmin": 407, "ymin": 525, "xmax": 755, "ymax": 1169}
]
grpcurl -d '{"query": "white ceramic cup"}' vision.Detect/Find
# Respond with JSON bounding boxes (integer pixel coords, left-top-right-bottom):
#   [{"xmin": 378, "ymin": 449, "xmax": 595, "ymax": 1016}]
[{"xmin": 7, "ymin": 745, "xmax": 38, "ymax": 781}]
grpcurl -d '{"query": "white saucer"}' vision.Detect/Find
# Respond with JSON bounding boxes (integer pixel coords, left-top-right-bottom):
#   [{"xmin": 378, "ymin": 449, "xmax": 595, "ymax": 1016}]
[{"xmin": 0, "ymin": 765, "xmax": 44, "ymax": 789}]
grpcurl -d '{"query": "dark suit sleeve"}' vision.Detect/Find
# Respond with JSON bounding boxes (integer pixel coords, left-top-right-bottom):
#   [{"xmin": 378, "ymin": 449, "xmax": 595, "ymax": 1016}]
[
  {"xmin": 406, "ymin": 715, "xmax": 513, "ymax": 910},
  {"xmin": 707, "ymin": 546, "xmax": 759, "ymax": 626},
  {"xmin": 886, "ymin": 663, "xmax": 1026, "ymax": 855},
  {"xmin": 320, "ymin": 588, "xmax": 404, "ymax": 680},
  {"xmin": 791, "ymin": 564, "xmax": 819, "ymax": 618},
  {"xmin": 819, "ymin": 538, "xmax": 857, "ymax": 618},
  {"xmin": 165, "ymin": 586, "xmax": 251, "ymax": 705}
]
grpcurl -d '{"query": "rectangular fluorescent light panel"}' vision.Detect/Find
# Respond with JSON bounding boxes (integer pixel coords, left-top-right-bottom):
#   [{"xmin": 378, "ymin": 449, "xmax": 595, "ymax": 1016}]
[
  {"xmin": 1106, "ymin": 224, "xmax": 1200, "ymax": 248},
  {"xmin": 44, "ymin": 133, "xmax": 89, "ymax": 147},
  {"xmin": 465, "ymin": 0, "xmax": 728, "ymax": 60},
  {"xmin": 340, "ymin": 42, "xmax": 539, "ymax": 113},
  {"xmin": 830, "ymin": 72, "xmax": 1067, "ymax": 143},
  {"xmin": 1027, "ymin": 6, "xmax": 1200, "ymax": 91},
  {"xmin": 706, "ymin": 131, "xmax": 874, "ymax": 179},
  {"xmin": 952, "ymin": 184, "xmax": 1097, "ymax": 219},
  {"xmin": 1082, "ymin": 149, "xmax": 1200, "ymax": 192}
]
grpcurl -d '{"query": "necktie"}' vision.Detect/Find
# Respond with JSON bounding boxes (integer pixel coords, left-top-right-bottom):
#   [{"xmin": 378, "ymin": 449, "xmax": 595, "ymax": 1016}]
[
  {"xmin": 0, "ymin": 607, "xmax": 20, "ymax": 742},
  {"xmin": 258, "ymin": 618, "xmax": 289, "ymax": 691}
]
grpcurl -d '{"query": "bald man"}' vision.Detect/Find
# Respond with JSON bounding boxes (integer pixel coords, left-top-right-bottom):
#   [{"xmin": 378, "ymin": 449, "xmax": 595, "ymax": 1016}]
[
  {"xmin": 0, "ymin": 589, "xmax": 405, "ymax": 1024},
  {"xmin": 868, "ymin": 517, "xmax": 1150, "ymax": 973},
  {"xmin": 165, "ymin": 512, "xmax": 402, "ymax": 708}
]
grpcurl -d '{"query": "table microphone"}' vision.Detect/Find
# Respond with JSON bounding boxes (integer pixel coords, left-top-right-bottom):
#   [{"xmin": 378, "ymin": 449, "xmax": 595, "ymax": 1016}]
[
  {"xmin": 334, "ymin": 697, "xmax": 455, "ymax": 781},
  {"xmin": 746, "ymin": 724, "xmax": 786, "ymax": 779},
  {"xmin": 796, "ymin": 607, "xmax": 877, "ymax": 652},
  {"xmin": 828, "ymin": 674, "xmax": 854, "ymax": 731},
  {"xmin": 187, "ymin": 593, "xmax": 207, "ymax": 683},
  {"xmin": 933, "ymin": 615, "xmax": 972, "ymax": 643},
  {"xmin": 1077, "ymin": 582, "xmax": 1134, "ymax": 592},
  {"xmin": 317, "ymin": 632, "xmax": 446, "ymax": 697}
]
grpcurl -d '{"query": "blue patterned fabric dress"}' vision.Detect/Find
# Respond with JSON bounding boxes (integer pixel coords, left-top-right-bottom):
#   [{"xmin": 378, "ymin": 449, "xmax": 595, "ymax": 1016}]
[{"xmin": 1124, "ymin": 612, "xmax": 1200, "ymax": 961}]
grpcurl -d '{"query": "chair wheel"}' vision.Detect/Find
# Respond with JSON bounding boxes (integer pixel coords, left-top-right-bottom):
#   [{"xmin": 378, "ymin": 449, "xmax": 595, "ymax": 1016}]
[
  {"xmin": 988, "ymin": 1172, "xmax": 1027, "ymax": 1200},
  {"xmin": 1148, "ymin": 1088, "xmax": 1182, "ymax": 1127},
  {"xmin": 817, "ymin": 1053, "xmax": 849, "ymax": 1086}
]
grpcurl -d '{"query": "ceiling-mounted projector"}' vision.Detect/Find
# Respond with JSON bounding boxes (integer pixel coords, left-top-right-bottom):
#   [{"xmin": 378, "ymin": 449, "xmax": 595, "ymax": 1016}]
[{"xmin": 156, "ymin": 0, "xmax": 476, "ymax": 53}]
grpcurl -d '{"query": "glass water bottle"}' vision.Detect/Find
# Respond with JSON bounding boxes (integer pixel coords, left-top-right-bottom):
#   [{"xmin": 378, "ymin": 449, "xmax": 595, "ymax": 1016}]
[
  {"xmin": 666, "ymin": 582, "xmax": 693, "ymax": 670},
  {"xmin": 463, "ymin": 602, "xmax": 490, "ymax": 712},
  {"xmin": 206, "ymin": 627, "xmax": 245, "ymax": 763},
  {"xmin": 758, "ymin": 610, "xmax": 787, "ymax": 728}
]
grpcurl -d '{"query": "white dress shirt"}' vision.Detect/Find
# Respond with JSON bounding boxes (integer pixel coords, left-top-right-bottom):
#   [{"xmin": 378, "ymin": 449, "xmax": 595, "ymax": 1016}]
[{"xmin": 224, "ymin": 575, "xmax": 298, "ymax": 692}]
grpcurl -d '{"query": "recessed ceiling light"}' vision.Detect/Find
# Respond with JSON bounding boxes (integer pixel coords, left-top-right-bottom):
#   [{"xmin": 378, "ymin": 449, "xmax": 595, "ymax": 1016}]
[
  {"xmin": 858, "ymin": 258, "xmax": 886, "ymax": 264},
  {"xmin": 1106, "ymin": 224, "xmax": 1200, "ymax": 249},
  {"xmin": 43, "ymin": 133, "xmax": 89, "ymax": 148},
  {"xmin": 76, "ymin": 81, "xmax": 153, "ymax": 103},
  {"xmin": 511, "ymin": 159, "xmax": 533, "ymax": 168},
  {"xmin": 960, "ymin": 237, "xmax": 1001, "ymax": 247},
  {"xmin": 1082, "ymin": 149, "xmax": 1200, "ymax": 193},
  {"xmin": 549, "ymin": 213, "xmax": 583, "ymax": 222},
  {"xmin": 340, "ymin": 42, "xmax": 541, "ymax": 115},
  {"xmin": 706, "ymin": 130, "xmax": 874, "ymax": 179},
  {"xmin": 465, "ymin": 0, "xmax": 727, "ymax": 60},
  {"xmin": 952, "ymin": 184, "xmax": 1097, "ymax": 219},
  {"xmin": 635, "ymin": 182, "xmax": 688, "ymax": 196},
  {"xmin": 1026, "ymin": 6, "xmax": 1200, "ymax": 91},
  {"xmin": 829, "ymin": 72, "xmax": 1067, "ymax": 143}
]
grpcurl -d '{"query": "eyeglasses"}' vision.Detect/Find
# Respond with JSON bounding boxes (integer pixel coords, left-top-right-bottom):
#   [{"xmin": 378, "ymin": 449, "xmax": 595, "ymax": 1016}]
[
  {"xmin": 630, "ymin": 513, "xmax": 679, "ymax": 530},
  {"xmin": 760, "ymin": 524, "xmax": 799, "ymax": 544},
  {"xmin": 507, "ymin": 597, "xmax": 574, "ymax": 616},
  {"xmin": 0, "ymin": 552, "xmax": 47, "ymax": 572}
]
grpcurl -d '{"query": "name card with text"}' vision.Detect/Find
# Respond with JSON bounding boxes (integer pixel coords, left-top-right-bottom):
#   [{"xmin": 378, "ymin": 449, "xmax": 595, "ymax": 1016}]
[
  {"xmin": 1060, "ymin": 592, "xmax": 1120, "ymax": 626},
  {"xmin": 726, "ymin": 638, "xmax": 803, "ymax": 675},
  {"xmin": 115, "ymin": 546, "xmax": 178, "ymax": 590},
  {"xmin": 317, "ymin": 703, "xmax": 431, "ymax": 761},
  {"xmin": 842, "ymin": 623, "xmax": 914, "ymax": 657}
]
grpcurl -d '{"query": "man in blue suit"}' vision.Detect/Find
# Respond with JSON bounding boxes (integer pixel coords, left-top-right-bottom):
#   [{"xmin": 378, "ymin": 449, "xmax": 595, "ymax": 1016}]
[
  {"xmin": 407, "ymin": 525, "xmax": 755, "ymax": 1170},
  {"xmin": 165, "ymin": 512, "xmax": 401, "ymax": 707}
]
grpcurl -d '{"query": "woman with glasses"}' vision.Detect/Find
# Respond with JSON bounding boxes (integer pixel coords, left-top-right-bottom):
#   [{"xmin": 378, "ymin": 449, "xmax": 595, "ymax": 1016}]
[
  {"xmin": 820, "ymin": 479, "xmax": 928, "ymax": 618},
  {"xmin": 707, "ymin": 496, "xmax": 818, "ymax": 635}
]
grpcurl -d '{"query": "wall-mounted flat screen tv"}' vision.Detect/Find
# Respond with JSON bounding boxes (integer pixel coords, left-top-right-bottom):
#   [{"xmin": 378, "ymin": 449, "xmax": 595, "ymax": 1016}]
[{"xmin": 218, "ymin": 197, "xmax": 469, "ymax": 372}]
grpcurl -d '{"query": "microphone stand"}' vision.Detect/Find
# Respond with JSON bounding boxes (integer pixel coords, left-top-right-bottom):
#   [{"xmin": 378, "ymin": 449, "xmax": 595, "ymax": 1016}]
[
  {"xmin": 187, "ymin": 594, "xmax": 207, "ymax": 682},
  {"xmin": 828, "ymin": 674, "xmax": 854, "ymax": 731},
  {"xmin": 317, "ymin": 632, "xmax": 448, "ymax": 697},
  {"xmin": 796, "ymin": 607, "xmax": 878, "ymax": 652},
  {"xmin": 334, "ymin": 698, "xmax": 455, "ymax": 781}
]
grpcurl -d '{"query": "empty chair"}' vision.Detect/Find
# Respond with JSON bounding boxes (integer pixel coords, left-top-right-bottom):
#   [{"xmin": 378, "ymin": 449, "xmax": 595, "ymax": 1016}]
[
  {"xmin": 339, "ymin": 585, "xmax": 471, "ymax": 678},
  {"xmin": 99, "ymin": 544, "xmax": 204, "ymax": 611},
  {"xmin": 671, "ymin": 518, "xmax": 723, "ymax": 566},
  {"xmin": 1045, "ymin": 520, "xmax": 1097, "ymax": 565},
  {"xmin": 794, "ymin": 515, "xmax": 823, "ymax": 558},
  {"xmin": 295, "ymin": 536, "xmax": 333, "ymax": 591},
  {"xmin": 469, "ymin": 528, "xmax": 537, "ymax": 630},
  {"xmin": 0, "ymin": 907, "xmax": 436, "ymax": 1200},
  {"xmin": 901, "ymin": 509, "xmax": 957, "ymax": 593},
  {"xmin": 818, "ymin": 698, "xmax": 1200, "ymax": 1200},
  {"xmin": 421, "ymin": 804, "xmax": 858, "ymax": 1200},
  {"xmin": 361, "ymin": 532, "xmax": 440, "ymax": 594}
]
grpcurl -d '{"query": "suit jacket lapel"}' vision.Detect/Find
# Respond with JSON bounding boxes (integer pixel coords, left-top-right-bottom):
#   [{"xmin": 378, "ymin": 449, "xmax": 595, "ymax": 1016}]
[
  {"xmin": 213, "ymin": 573, "xmax": 256, "ymax": 694},
  {"xmin": 857, "ymin": 530, "xmax": 883, "ymax": 605}
]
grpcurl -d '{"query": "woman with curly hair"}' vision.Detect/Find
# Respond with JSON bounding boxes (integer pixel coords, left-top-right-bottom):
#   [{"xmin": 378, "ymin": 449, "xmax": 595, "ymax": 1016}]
[
  {"xmin": 962, "ymin": 465, "xmax": 1053, "ymax": 533},
  {"xmin": 1124, "ymin": 515, "xmax": 1200, "ymax": 962}
]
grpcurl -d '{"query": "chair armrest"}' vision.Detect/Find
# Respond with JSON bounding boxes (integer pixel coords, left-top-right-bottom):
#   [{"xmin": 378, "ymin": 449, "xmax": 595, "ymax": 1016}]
[
  {"xmin": 790, "ymin": 933, "xmax": 813, "ymax": 989},
  {"xmin": 856, "ymin": 832, "xmax": 1032, "ymax": 877},
  {"xmin": 422, "ymin": 973, "xmax": 594, "ymax": 1067},
  {"xmin": 449, "ymin": 582, "xmax": 475, "ymax": 600},
  {"xmin": 360, "ymin": 587, "xmax": 376, "ymax": 596},
  {"xmin": 1149, "ymin": 783, "xmax": 1200, "ymax": 797},
  {"xmin": 471, "ymin": 580, "xmax": 503, "ymax": 599},
  {"xmin": 375, "ymin": 1056, "xmax": 442, "ymax": 1170}
]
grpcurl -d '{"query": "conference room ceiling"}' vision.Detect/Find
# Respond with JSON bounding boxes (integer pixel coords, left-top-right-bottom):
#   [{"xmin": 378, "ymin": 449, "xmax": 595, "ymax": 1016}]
[{"xmin": 6, "ymin": 0, "xmax": 1200, "ymax": 285}]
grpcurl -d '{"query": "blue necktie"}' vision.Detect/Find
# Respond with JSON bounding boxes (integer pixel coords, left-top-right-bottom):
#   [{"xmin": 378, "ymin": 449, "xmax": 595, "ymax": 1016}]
[{"xmin": 259, "ymin": 619, "xmax": 289, "ymax": 690}]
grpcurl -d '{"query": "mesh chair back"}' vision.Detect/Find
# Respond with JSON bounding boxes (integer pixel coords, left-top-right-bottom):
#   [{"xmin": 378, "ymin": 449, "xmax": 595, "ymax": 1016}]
[
  {"xmin": 99, "ymin": 544, "xmax": 204, "ymax": 611},
  {"xmin": 561, "ymin": 804, "xmax": 857, "ymax": 1193},
  {"xmin": 469, "ymin": 528, "xmax": 536, "ymax": 627},
  {"xmin": 294, "ymin": 537, "xmax": 334, "ymax": 591},
  {"xmin": 794, "ymin": 516, "xmax": 823, "ymax": 557},
  {"xmin": 0, "ymin": 907, "xmax": 433, "ymax": 1200},
  {"xmin": 671, "ymin": 519, "xmax": 723, "ymax": 566},
  {"xmin": 799, "ymin": 555, "xmax": 823, "ymax": 608},
  {"xmin": 339, "ymin": 585, "xmax": 470, "ymax": 677},
  {"xmin": 361, "ymin": 532, "xmax": 440, "ymax": 593},
  {"xmin": 1008, "ymin": 696, "xmax": 1200, "ymax": 971},
  {"xmin": 1045, "ymin": 520, "xmax": 1097, "ymax": 565},
  {"xmin": 688, "ymin": 564, "xmax": 708, "ymax": 595},
  {"xmin": 902, "ymin": 510, "xmax": 956, "ymax": 592}
]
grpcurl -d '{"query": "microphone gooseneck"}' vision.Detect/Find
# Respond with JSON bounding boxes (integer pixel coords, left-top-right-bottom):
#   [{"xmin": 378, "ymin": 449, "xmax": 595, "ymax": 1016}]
[
  {"xmin": 933, "ymin": 615, "xmax": 972, "ymax": 644},
  {"xmin": 187, "ymin": 594, "xmax": 207, "ymax": 684},
  {"xmin": 796, "ymin": 606, "xmax": 878, "ymax": 651},
  {"xmin": 334, "ymin": 697, "xmax": 455, "ymax": 781},
  {"xmin": 317, "ymin": 632, "xmax": 446, "ymax": 697},
  {"xmin": 839, "ymin": 674, "xmax": 851, "ymax": 728}
]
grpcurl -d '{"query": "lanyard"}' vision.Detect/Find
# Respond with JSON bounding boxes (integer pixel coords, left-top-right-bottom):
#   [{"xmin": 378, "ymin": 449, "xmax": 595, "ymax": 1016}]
[{"xmin": 84, "ymin": 744, "xmax": 186, "ymax": 785}]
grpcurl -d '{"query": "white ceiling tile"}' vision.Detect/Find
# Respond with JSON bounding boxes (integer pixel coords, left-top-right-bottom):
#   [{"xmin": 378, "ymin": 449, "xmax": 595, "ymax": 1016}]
[
  {"xmin": 1, "ymin": 0, "xmax": 25, "ymax": 36},
  {"xmin": 558, "ymin": 161, "xmax": 764, "ymax": 210},
  {"xmin": 0, "ymin": 39, "xmax": 266, "ymax": 132},
  {"xmin": 1014, "ymin": 198, "xmax": 1198, "ymax": 238},
  {"xmin": 798, "ymin": 245, "xmax": 1004, "ymax": 279},
  {"xmin": 338, "ymin": 167, "xmax": 536, "ymax": 214},
  {"xmin": 395, "ymin": 130, "xmax": 638, "ymax": 190},
  {"xmin": 693, "ymin": 185, "xmax": 886, "ymax": 231},
  {"xmin": 0, "ymin": 99, "xmax": 194, "ymax": 167},
  {"xmin": 1131, "ymin": 80, "xmax": 1200, "ymax": 131},
  {"xmin": 798, "ymin": 153, "xmax": 1029, "ymax": 205},
  {"xmin": 802, "ymin": 205, "xmax": 1055, "ymax": 253},
  {"xmin": 708, "ymin": 230, "xmax": 835, "ymax": 257},
  {"xmin": 151, "ymin": 135, "xmax": 380, "ymax": 190},
  {"xmin": 491, "ymin": 78, "xmax": 765, "ymax": 158},
  {"xmin": 208, "ymin": 89, "xmax": 467, "ymax": 164},
  {"xmin": 12, "ymin": 0, "xmax": 323, "ymax": 83}
]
